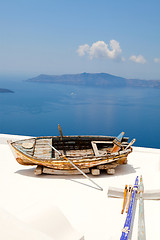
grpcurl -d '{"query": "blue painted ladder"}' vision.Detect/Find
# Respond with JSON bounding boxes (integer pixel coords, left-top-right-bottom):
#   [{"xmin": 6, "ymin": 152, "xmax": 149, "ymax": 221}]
[{"xmin": 120, "ymin": 176, "xmax": 139, "ymax": 240}]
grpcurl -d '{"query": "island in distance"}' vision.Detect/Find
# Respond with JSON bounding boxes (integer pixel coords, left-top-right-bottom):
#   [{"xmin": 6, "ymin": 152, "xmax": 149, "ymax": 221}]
[
  {"xmin": 27, "ymin": 72, "xmax": 160, "ymax": 89},
  {"xmin": 0, "ymin": 88, "xmax": 14, "ymax": 93}
]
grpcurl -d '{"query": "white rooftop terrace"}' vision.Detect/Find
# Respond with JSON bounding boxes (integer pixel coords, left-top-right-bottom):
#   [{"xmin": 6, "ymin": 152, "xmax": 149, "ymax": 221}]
[{"xmin": 0, "ymin": 134, "xmax": 160, "ymax": 239}]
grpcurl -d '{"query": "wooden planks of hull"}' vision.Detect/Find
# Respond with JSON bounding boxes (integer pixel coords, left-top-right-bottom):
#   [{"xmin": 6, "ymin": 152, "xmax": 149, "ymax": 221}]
[
  {"xmin": 34, "ymin": 138, "xmax": 52, "ymax": 159},
  {"xmin": 9, "ymin": 134, "xmax": 133, "ymax": 176},
  {"xmin": 43, "ymin": 167, "xmax": 90, "ymax": 175}
]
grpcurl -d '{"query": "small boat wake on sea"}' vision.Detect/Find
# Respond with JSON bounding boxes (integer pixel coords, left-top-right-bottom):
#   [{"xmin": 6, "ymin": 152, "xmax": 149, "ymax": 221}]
[{"xmin": 9, "ymin": 125, "xmax": 135, "ymax": 177}]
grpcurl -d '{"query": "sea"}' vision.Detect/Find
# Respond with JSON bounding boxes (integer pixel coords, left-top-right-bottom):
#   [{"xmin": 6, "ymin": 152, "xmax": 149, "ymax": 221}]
[{"xmin": 0, "ymin": 76, "xmax": 160, "ymax": 149}]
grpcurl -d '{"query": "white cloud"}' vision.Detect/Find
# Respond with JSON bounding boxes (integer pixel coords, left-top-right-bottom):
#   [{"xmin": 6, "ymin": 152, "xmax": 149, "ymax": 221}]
[
  {"xmin": 77, "ymin": 44, "xmax": 90, "ymax": 56},
  {"xmin": 129, "ymin": 55, "xmax": 146, "ymax": 64},
  {"xmin": 154, "ymin": 58, "xmax": 160, "ymax": 63},
  {"xmin": 77, "ymin": 40, "xmax": 123, "ymax": 61}
]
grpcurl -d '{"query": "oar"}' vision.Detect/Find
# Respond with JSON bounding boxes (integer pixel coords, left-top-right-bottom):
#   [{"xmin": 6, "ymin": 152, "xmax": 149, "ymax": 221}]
[
  {"xmin": 111, "ymin": 132, "xmax": 125, "ymax": 153},
  {"xmin": 58, "ymin": 124, "xmax": 63, "ymax": 139},
  {"xmin": 125, "ymin": 138, "xmax": 136, "ymax": 150},
  {"xmin": 125, "ymin": 185, "xmax": 133, "ymax": 213},
  {"xmin": 48, "ymin": 143, "xmax": 103, "ymax": 191},
  {"xmin": 58, "ymin": 124, "xmax": 66, "ymax": 155},
  {"xmin": 121, "ymin": 185, "xmax": 128, "ymax": 214}
]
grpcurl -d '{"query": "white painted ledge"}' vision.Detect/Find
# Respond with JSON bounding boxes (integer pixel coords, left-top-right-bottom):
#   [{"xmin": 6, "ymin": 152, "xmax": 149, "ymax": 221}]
[{"xmin": 0, "ymin": 134, "xmax": 160, "ymax": 240}]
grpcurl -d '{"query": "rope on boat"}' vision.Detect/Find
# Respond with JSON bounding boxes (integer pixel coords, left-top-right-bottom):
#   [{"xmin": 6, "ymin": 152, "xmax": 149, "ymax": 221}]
[
  {"xmin": 120, "ymin": 176, "xmax": 139, "ymax": 240},
  {"xmin": 48, "ymin": 143, "xmax": 103, "ymax": 191}
]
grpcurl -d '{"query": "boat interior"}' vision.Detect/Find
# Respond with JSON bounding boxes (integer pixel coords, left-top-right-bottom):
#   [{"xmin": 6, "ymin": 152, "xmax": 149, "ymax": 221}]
[{"xmin": 12, "ymin": 136, "xmax": 129, "ymax": 159}]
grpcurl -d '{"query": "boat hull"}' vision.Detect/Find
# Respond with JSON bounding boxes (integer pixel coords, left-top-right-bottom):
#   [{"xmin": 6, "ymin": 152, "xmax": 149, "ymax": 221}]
[{"xmin": 9, "ymin": 135, "xmax": 132, "ymax": 174}]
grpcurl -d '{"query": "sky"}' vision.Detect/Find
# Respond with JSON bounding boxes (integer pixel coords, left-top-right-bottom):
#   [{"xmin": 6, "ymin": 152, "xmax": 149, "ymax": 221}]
[{"xmin": 0, "ymin": 0, "xmax": 160, "ymax": 79}]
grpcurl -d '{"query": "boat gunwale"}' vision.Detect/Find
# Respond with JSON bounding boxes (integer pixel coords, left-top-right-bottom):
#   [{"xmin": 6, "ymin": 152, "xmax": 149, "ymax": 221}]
[{"xmin": 10, "ymin": 135, "xmax": 132, "ymax": 165}]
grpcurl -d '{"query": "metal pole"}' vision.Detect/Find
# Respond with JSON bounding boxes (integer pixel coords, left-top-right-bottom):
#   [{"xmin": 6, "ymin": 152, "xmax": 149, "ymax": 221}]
[
  {"xmin": 138, "ymin": 175, "xmax": 146, "ymax": 240},
  {"xmin": 48, "ymin": 143, "xmax": 103, "ymax": 191}
]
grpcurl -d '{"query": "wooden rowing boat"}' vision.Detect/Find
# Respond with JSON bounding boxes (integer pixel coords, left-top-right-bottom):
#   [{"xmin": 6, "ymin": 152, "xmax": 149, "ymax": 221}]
[{"xmin": 9, "ymin": 133, "xmax": 134, "ymax": 176}]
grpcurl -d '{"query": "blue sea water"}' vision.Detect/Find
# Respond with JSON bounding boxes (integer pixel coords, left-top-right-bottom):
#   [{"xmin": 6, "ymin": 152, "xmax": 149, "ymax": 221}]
[{"xmin": 0, "ymin": 76, "xmax": 160, "ymax": 149}]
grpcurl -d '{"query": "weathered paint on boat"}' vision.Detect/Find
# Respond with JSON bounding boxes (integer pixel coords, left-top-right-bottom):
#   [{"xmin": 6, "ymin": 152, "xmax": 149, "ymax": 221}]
[{"xmin": 9, "ymin": 135, "xmax": 133, "ymax": 174}]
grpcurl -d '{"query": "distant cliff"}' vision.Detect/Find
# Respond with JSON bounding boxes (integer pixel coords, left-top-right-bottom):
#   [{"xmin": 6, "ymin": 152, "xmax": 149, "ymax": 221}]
[
  {"xmin": 27, "ymin": 72, "xmax": 160, "ymax": 88},
  {"xmin": 0, "ymin": 88, "xmax": 14, "ymax": 93}
]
